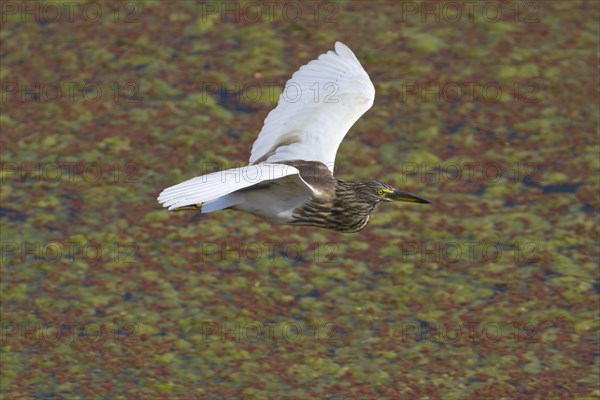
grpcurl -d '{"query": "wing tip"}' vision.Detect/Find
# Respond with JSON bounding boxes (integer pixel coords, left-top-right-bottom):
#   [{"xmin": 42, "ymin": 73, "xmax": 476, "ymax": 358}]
[
  {"xmin": 334, "ymin": 41, "xmax": 348, "ymax": 51},
  {"xmin": 334, "ymin": 41, "xmax": 358, "ymax": 61}
]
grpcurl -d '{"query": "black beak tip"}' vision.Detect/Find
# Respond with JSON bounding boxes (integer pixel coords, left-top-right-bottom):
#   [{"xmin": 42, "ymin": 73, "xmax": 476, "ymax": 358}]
[{"xmin": 392, "ymin": 190, "xmax": 431, "ymax": 204}]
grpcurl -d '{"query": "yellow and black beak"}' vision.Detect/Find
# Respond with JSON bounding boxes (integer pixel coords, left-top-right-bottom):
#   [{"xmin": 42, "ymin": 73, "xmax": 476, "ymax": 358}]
[{"xmin": 383, "ymin": 189, "xmax": 430, "ymax": 204}]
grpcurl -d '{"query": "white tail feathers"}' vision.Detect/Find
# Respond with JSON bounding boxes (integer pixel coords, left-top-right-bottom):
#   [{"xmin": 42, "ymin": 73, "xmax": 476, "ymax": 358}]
[{"xmin": 157, "ymin": 163, "xmax": 301, "ymax": 211}]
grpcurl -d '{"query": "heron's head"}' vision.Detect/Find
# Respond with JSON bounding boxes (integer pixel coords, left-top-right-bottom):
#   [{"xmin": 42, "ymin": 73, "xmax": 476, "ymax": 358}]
[{"xmin": 360, "ymin": 181, "xmax": 430, "ymax": 205}]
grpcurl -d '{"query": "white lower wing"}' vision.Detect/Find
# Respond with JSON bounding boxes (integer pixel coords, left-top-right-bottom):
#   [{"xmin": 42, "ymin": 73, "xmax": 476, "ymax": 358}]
[
  {"xmin": 157, "ymin": 163, "xmax": 304, "ymax": 210},
  {"xmin": 248, "ymin": 42, "xmax": 375, "ymax": 173}
]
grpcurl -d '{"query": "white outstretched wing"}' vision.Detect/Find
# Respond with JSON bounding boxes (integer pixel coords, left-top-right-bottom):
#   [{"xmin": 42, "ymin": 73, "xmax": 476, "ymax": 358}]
[
  {"xmin": 157, "ymin": 163, "xmax": 307, "ymax": 211},
  {"xmin": 248, "ymin": 42, "xmax": 375, "ymax": 173}
]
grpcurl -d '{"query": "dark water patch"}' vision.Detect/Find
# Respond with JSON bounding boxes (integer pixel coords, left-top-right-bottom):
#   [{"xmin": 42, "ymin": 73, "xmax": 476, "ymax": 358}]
[
  {"xmin": 523, "ymin": 181, "xmax": 581, "ymax": 194},
  {"xmin": 580, "ymin": 204, "xmax": 596, "ymax": 214},
  {"xmin": 506, "ymin": 127, "xmax": 518, "ymax": 142},
  {"xmin": 493, "ymin": 284, "xmax": 509, "ymax": 293},
  {"xmin": 33, "ymin": 391, "xmax": 61, "ymax": 399},
  {"xmin": 190, "ymin": 213, "xmax": 206, "ymax": 223},
  {"xmin": 447, "ymin": 124, "xmax": 462, "ymax": 135},
  {"xmin": 60, "ymin": 193, "xmax": 80, "ymax": 223},
  {"xmin": 445, "ymin": 144, "xmax": 457, "ymax": 154},
  {"xmin": 540, "ymin": 183, "xmax": 581, "ymax": 194},
  {"xmin": 295, "ymin": 288, "xmax": 320, "ymax": 301},
  {"xmin": 215, "ymin": 91, "xmax": 259, "ymax": 115},
  {"xmin": 0, "ymin": 207, "xmax": 27, "ymax": 222},
  {"xmin": 225, "ymin": 129, "xmax": 240, "ymax": 139}
]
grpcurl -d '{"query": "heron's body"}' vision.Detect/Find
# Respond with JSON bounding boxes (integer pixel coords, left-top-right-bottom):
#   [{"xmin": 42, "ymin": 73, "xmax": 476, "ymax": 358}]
[
  {"xmin": 158, "ymin": 42, "xmax": 429, "ymax": 232},
  {"xmin": 232, "ymin": 161, "xmax": 376, "ymax": 232},
  {"xmin": 232, "ymin": 161, "xmax": 329, "ymax": 224}
]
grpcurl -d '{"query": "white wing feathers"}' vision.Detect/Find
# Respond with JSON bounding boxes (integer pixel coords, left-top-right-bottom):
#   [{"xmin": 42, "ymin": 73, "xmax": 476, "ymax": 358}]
[
  {"xmin": 157, "ymin": 164, "xmax": 302, "ymax": 211},
  {"xmin": 158, "ymin": 42, "xmax": 372, "ymax": 213},
  {"xmin": 248, "ymin": 42, "xmax": 375, "ymax": 172}
]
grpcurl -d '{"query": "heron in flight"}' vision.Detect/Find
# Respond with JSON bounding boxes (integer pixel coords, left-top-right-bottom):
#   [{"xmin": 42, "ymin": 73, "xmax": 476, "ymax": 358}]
[{"xmin": 158, "ymin": 42, "xmax": 429, "ymax": 232}]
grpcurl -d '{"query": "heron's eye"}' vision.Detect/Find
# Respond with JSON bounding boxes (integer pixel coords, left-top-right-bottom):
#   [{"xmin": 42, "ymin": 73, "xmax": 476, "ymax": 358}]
[{"xmin": 377, "ymin": 189, "xmax": 385, "ymax": 196}]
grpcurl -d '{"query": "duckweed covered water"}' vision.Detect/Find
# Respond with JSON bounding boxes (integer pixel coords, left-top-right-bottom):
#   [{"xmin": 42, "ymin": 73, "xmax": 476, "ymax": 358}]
[{"xmin": 1, "ymin": 1, "xmax": 598, "ymax": 398}]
